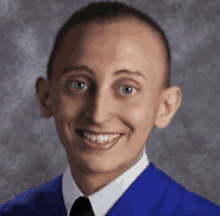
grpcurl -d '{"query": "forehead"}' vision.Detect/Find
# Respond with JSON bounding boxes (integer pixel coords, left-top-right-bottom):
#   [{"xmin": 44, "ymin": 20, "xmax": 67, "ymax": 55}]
[
  {"xmin": 64, "ymin": 17, "xmax": 162, "ymax": 51},
  {"xmin": 61, "ymin": 18, "xmax": 165, "ymax": 62},
  {"xmin": 53, "ymin": 18, "xmax": 166, "ymax": 86}
]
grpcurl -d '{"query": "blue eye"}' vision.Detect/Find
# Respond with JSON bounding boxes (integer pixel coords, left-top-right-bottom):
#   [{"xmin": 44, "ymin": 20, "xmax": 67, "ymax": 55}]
[
  {"xmin": 69, "ymin": 80, "xmax": 137, "ymax": 96},
  {"xmin": 119, "ymin": 86, "xmax": 137, "ymax": 96},
  {"xmin": 71, "ymin": 80, "xmax": 88, "ymax": 91}
]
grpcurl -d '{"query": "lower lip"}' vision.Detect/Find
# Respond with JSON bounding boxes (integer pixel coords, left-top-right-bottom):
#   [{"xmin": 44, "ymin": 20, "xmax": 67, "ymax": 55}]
[{"xmin": 78, "ymin": 133, "xmax": 123, "ymax": 150}]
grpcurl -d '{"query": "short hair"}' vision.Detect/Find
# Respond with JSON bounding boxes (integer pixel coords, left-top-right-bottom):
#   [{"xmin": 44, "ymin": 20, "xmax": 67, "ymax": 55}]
[{"xmin": 46, "ymin": 1, "xmax": 171, "ymax": 90}]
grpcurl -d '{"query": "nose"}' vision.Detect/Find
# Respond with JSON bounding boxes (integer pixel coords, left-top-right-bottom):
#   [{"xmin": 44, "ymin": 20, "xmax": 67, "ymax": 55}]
[{"xmin": 83, "ymin": 90, "xmax": 115, "ymax": 124}]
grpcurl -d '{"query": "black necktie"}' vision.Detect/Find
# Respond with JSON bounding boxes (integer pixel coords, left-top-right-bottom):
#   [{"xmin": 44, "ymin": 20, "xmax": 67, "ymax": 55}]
[{"xmin": 70, "ymin": 196, "xmax": 95, "ymax": 216}]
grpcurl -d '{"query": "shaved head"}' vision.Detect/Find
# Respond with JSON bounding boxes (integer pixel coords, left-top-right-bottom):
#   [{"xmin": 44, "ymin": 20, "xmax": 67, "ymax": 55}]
[{"xmin": 45, "ymin": 1, "xmax": 171, "ymax": 92}]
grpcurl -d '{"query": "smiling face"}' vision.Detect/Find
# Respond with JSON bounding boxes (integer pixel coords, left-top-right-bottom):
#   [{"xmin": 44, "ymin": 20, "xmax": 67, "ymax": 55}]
[{"xmin": 36, "ymin": 17, "xmax": 181, "ymax": 195}]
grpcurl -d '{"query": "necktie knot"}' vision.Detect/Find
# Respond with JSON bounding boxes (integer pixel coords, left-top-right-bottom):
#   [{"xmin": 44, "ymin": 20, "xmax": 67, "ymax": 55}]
[{"xmin": 70, "ymin": 196, "xmax": 95, "ymax": 216}]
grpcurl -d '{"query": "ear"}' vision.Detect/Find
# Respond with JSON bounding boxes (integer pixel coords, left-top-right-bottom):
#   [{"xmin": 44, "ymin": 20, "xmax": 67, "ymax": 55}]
[
  {"xmin": 154, "ymin": 85, "xmax": 182, "ymax": 129},
  {"xmin": 35, "ymin": 77, "xmax": 53, "ymax": 119}
]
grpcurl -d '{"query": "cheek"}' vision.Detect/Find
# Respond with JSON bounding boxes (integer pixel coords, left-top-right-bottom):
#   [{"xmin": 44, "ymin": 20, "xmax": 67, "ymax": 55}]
[
  {"xmin": 57, "ymin": 96, "xmax": 81, "ymax": 120},
  {"xmin": 133, "ymin": 109, "xmax": 143, "ymax": 118},
  {"xmin": 130, "ymin": 107, "xmax": 150, "ymax": 122},
  {"xmin": 122, "ymin": 104, "xmax": 139, "ymax": 120},
  {"xmin": 126, "ymin": 104, "xmax": 155, "ymax": 129},
  {"xmin": 65, "ymin": 101, "xmax": 78, "ymax": 118}
]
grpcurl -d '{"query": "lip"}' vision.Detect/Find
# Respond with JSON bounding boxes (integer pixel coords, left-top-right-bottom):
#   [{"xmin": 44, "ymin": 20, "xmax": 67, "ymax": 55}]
[
  {"xmin": 75, "ymin": 129, "xmax": 124, "ymax": 136},
  {"xmin": 76, "ymin": 130, "xmax": 124, "ymax": 150}
]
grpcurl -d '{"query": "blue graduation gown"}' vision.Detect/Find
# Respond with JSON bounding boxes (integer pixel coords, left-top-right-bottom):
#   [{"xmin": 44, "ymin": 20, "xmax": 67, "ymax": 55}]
[{"xmin": 0, "ymin": 162, "xmax": 219, "ymax": 216}]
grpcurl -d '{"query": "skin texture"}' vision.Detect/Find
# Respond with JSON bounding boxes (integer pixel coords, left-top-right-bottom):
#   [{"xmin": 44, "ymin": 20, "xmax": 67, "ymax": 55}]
[{"xmin": 36, "ymin": 17, "xmax": 182, "ymax": 196}]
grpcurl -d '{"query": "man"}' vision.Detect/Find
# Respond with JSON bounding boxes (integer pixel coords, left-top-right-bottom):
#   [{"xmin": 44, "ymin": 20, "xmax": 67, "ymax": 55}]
[{"xmin": 1, "ymin": 1, "xmax": 219, "ymax": 216}]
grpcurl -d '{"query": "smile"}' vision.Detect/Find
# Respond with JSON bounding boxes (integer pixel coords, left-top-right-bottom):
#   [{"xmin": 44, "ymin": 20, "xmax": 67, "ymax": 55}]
[
  {"xmin": 76, "ymin": 130, "xmax": 124, "ymax": 150},
  {"xmin": 84, "ymin": 132, "xmax": 121, "ymax": 143},
  {"xmin": 76, "ymin": 129, "xmax": 123, "ymax": 144}
]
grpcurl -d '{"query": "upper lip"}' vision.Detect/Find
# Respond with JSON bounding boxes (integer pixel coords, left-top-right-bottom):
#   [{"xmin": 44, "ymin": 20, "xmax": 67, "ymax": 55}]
[{"xmin": 76, "ymin": 129, "xmax": 124, "ymax": 135}]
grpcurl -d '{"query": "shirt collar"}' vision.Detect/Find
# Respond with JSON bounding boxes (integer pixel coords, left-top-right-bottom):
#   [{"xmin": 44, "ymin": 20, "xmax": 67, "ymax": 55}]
[{"xmin": 62, "ymin": 147, "xmax": 149, "ymax": 216}]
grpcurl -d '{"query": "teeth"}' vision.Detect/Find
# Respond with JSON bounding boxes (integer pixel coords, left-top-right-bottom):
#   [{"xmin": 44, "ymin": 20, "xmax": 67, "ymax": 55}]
[{"xmin": 83, "ymin": 131, "xmax": 121, "ymax": 143}]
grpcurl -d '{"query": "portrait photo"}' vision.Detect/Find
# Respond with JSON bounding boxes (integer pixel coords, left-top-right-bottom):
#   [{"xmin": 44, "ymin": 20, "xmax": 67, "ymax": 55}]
[{"xmin": 0, "ymin": 0, "xmax": 220, "ymax": 215}]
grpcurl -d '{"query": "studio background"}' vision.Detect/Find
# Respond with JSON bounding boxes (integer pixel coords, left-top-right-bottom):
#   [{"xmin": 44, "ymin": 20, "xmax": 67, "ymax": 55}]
[{"xmin": 0, "ymin": 0, "xmax": 220, "ymax": 205}]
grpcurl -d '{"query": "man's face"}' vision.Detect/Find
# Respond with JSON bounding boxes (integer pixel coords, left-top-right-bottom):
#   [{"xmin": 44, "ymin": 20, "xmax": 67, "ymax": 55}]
[{"xmin": 49, "ymin": 18, "xmax": 166, "ymax": 175}]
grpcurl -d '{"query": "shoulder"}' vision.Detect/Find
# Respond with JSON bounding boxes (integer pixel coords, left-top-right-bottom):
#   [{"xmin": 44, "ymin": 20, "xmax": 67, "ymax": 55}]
[
  {"xmin": 0, "ymin": 175, "xmax": 66, "ymax": 216},
  {"xmin": 149, "ymin": 164, "xmax": 220, "ymax": 215}
]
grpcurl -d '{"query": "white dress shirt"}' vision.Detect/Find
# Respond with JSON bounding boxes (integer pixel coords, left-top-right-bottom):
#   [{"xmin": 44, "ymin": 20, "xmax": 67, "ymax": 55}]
[{"xmin": 62, "ymin": 146, "xmax": 150, "ymax": 216}]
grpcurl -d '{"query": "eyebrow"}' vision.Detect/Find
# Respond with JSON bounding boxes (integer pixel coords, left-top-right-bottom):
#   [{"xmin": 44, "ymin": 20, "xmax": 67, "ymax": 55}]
[{"xmin": 62, "ymin": 65, "xmax": 146, "ymax": 80}]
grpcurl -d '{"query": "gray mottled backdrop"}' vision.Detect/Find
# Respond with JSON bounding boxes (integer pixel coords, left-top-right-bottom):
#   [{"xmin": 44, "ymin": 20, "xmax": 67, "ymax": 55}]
[{"xmin": 0, "ymin": 0, "xmax": 220, "ymax": 205}]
